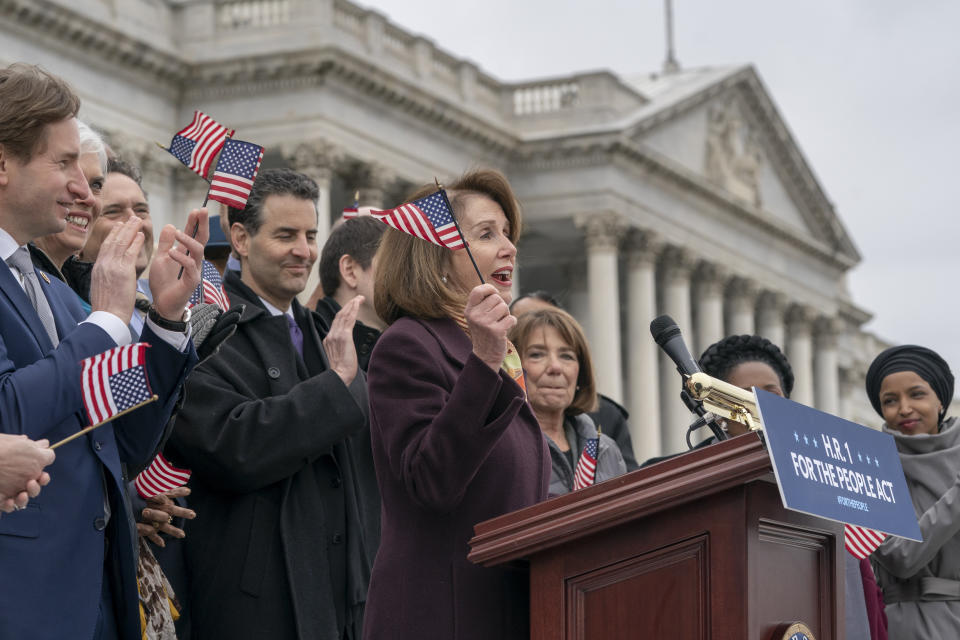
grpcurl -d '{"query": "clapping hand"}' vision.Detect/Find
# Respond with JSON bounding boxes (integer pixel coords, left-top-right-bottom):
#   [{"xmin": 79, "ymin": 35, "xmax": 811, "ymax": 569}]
[
  {"xmin": 148, "ymin": 208, "xmax": 210, "ymax": 322},
  {"xmin": 323, "ymin": 296, "xmax": 361, "ymax": 386}
]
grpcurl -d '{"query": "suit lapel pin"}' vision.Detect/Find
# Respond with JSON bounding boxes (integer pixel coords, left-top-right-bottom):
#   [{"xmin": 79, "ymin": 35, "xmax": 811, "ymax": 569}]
[{"xmin": 39, "ymin": 271, "xmax": 50, "ymax": 284}]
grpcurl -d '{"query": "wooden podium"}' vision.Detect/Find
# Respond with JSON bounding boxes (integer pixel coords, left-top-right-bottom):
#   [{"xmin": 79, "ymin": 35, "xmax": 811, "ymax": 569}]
[{"xmin": 468, "ymin": 433, "xmax": 844, "ymax": 640}]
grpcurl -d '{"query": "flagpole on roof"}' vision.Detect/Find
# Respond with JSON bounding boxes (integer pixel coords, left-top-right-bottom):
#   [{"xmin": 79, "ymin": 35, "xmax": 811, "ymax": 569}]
[{"xmin": 435, "ymin": 178, "xmax": 484, "ymax": 286}]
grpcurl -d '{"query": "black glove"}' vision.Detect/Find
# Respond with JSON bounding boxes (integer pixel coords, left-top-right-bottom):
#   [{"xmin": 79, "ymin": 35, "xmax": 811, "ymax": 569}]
[{"xmin": 190, "ymin": 303, "xmax": 243, "ymax": 362}]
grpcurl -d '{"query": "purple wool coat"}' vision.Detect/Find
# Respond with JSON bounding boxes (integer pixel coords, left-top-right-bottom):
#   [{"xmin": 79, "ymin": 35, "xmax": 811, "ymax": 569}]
[{"xmin": 363, "ymin": 316, "xmax": 549, "ymax": 640}]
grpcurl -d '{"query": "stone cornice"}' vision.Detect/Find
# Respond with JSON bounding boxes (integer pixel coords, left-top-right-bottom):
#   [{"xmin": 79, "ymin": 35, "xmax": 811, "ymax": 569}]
[
  {"xmin": 181, "ymin": 47, "xmax": 519, "ymax": 156},
  {"xmin": 513, "ymin": 133, "xmax": 858, "ymax": 272},
  {"xmin": 0, "ymin": 0, "xmax": 188, "ymax": 87},
  {"xmin": 641, "ymin": 68, "xmax": 860, "ymax": 265}
]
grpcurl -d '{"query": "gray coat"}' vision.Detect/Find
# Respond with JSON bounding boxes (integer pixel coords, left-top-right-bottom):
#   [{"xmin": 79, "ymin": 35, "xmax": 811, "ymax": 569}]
[
  {"xmin": 872, "ymin": 416, "xmax": 960, "ymax": 639},
  {"xmin": 547, "ymin": 413, "xmax": 627, "ymax": 496}
]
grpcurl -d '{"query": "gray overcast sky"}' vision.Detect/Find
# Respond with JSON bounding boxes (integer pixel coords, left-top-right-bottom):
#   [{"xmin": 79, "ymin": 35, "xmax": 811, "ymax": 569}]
[{"xmin": 361, "ymin": 0, "xmax": 960, "ymax": 371}]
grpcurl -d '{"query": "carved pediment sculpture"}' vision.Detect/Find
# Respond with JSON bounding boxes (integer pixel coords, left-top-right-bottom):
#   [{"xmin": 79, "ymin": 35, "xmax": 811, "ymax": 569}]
[{"xmin": 705, "ymin": 98, "xmax": 763, "ymax": 209}]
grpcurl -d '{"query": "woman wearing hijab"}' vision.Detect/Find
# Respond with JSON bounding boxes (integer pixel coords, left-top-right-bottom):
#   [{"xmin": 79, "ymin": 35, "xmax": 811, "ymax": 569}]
[{"xmin": 865, "ymin": 344, "xmax": 960, "ymax": 638}]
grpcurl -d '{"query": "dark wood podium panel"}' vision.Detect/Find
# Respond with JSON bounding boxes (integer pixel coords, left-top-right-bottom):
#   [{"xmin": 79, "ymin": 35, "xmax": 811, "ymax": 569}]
[{"xmin": 470, "ymin": 433, "xmax": 844, "ymax": 640}]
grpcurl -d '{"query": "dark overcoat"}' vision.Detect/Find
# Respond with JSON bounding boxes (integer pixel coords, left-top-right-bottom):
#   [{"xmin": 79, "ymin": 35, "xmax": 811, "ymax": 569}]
[
  {"xmin": 363, "ymin": 316, "xmax": 550, "ymax": 640},
  {"xmin": 168, "ymin": 272, "xmax": 372, "ymax": 639}
]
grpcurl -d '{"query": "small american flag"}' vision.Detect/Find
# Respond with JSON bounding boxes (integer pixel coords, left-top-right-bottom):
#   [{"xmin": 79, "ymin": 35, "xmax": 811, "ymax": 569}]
[
  {"xmin": 207, "ymin": 139, "xmax": 264, "ymax": 210},
  {"xmin": 165, "ymin": 111, "xmax": 234, "ymax": 179},
  {"xmin": 343, "ymin": 190, "xmax": 361, "ymax": 219},
  {"xmin": 188, "ymin": 260, "xmax": 230, "ymax": 310},
  {"xmin": 81, "ymin": 343, "xmax": 154, "ymax": 427},
  {"xmin": 845, "ymin": 524, "xmax": 886, "ymax": 559},
  {"xmin": 135, "ymin": 452, "xmax": 192, "ymax": 499},
  {"xmin": 572, "ymin": 437, "xmax": 599, "ymax": 490},
  {"xmin": 370, "ymin": 190, "xmax": 464, "ymax": 250}
]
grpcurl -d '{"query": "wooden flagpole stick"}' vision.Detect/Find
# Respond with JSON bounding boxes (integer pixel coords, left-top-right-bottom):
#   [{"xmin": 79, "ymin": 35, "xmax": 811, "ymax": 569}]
[
  {"xmin": 50, "ymin": 395, "xmax": 160, "ymax": 450},
  {"xmin": 435, "ymin": 178, "xmax": 484, "ymax": 285}
]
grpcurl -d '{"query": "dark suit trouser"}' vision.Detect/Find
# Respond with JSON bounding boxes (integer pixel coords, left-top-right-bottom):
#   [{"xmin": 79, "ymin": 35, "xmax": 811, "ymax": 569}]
[{"xmin": 94, "ymin": 567, "xmax": 119, "ymax": 640}]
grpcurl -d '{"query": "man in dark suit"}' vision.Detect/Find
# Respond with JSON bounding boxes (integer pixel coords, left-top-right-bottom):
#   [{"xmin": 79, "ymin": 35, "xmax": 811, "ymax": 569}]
[
  {"xmin": 0, "ymin": 63, "xmax": 207, "ymax": 639},
  {"xmin": 169, "ymin": 168, "xmax": 373, "ymax": 639}
]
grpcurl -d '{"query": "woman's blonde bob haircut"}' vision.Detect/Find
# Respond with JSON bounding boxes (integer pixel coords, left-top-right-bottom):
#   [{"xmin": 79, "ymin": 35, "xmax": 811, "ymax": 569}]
[
  {"xmin": 374, "ymin": 168, "xmax": 522, "ymax": 325},
  {"xmin": 509, "ymin": 308, "xmax": 599, "ymax": 416}
]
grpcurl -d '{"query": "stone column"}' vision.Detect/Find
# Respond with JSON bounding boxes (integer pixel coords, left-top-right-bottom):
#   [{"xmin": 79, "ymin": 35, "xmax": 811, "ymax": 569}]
[
  {"xmin": 756, "ymin": 291, "xmax": 787, "ymax": 349},
  {"xmin": 283, "ymin": 141, "xmax": 341, "ymax": 305},
  {"xmin": 786, "ymin": 305, "xmax": 815, "ymax": 406},
  {"xmin": 692, "ymin": 261, "xmax": 726, "ymax": 356},
  {"xmin": 625, "ymin": 230, "xmax": 662, "ymax": 462},
  {"xmin": 353, "ymin": 162, "xmax": 396, "ymax": 209},
  {"xmin": 814, "ymin": 316, "xmax": 842, "ymax": 415},
  {"xmin": 839, "ymin": 367, "xmax": 859, "ymax": 422},
  {"xmin": 577, "ymin": 212, "xmax": 627, "ymax": 403},
  {"xmin": 725, "ymin": 276, "xmax": 758, "ymax": 336},
  {"xmin": 658, "ymin": 245, "xmax": 696, "ymax": 455}
]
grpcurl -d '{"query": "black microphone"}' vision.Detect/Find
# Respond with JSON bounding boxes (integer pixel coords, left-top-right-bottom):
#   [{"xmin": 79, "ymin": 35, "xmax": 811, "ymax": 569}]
[
  {"xmin": 649, "ymin": 314, "xmax": 700, "ymax": 377},
  {"xmin": 650, "ymin": 314, "xmax": 728, "ymax": 442}
]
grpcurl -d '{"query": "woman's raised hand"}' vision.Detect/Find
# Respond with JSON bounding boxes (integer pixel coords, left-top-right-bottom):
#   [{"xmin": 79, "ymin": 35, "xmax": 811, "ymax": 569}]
[{"xmin": 466, "ymin": 284, "xmax": 516, "ymax": 371}]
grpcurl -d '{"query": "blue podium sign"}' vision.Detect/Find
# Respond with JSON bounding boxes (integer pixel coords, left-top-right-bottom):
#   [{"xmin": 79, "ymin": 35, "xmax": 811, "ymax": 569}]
[{"xmin": 755, "ymin": 389, "xmax": 921, "ymax": 541}]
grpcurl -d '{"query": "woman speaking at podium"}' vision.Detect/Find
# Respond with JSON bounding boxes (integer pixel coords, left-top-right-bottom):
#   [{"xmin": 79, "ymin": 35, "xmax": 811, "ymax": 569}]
[
  {"xmin": 866, "ymin": 345, "xmax": 960, "ymax": 639},
  {"xmin": 363, "ymin": 170, "xmax": 549, "ymax": 640}
]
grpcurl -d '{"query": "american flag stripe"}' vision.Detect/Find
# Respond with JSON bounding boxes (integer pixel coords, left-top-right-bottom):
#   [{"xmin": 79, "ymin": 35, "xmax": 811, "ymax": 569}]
[
  {"xmin": 189, "ymin": 261, "xmax": 230, "ymax": 309},
  {"xmin": 81, "ymin": 343, "xmax": 150, "ymax": 426},
  {"xmin": 202, "ymin": 281, "xmax": 230, "ymax": 309},
  {"xmin": 207, "ymin": 140, "xmax": 263, "ymax": 210},
  {"xmin": 573, "ymin": 457, "xmax": 597, "ymax": 489},
  {"xmin": 572, "ymin": 437, "xmax": 600, "ymax": 490},
  {"xmin": 844, "ymin": 524, "xmax": 886, "ymax": 559},
  {"xmin": 188, "ymin": 116, "xmax": 230, "ymax": 177},
  {"xmin": 81, "ymin": 352, "xmax": 103, "ymax": 424},
  {"xmin": 170, "ymin": 111, "xmax": 234, "ymax": 179},
  {"xmin": 370, "ymin": 190, "xmax": 466, "ymax": 251},
  {"xmin": 135, "ymin": 452, "xmax": 192, "ymax": 499}
]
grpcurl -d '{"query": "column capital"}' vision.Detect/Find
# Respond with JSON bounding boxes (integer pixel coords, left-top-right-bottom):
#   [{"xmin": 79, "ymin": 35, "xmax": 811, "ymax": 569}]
[
  {"xmin": 814, "ymin": 315, "xmax": 844, "ymax": 347},
  {"xmin": 105, "ymin": 130, "xmax": 180, "ymax": 180},
  {"xmin": 658, "ymin": 244, "xmax": 697, "ymax": 282},
  {"xmin": 757, "ymin": 290, "xmax": 788, "ymax": 314},
  {"xmin": 282, "ymin": 140, "xmax": 342, "ymax": 179},
  {"xmin": 725, "ymin": 276, "xmax": 759, "ymax": 304},
  {"xmin": 786, "ymin": 303, "xmax": 816, "ymax": 331},
  {"xmin": 625, "ymin": 228, "xmax": 662, "ymax": 267},
  {"xmin": 693, "ymin": 260, "xmax": 729, "ymax": 296},
  {"xmin": 341, "ymin": 160, "xmax": 397, "ymax": 208},
  {"xmin": 575, "ymin": 212, "xmax": 628, "ymax": 251}
]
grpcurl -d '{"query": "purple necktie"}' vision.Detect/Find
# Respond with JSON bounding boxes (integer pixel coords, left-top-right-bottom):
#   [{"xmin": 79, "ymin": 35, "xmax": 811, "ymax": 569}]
[{"xmin": 287, "ymin": 314, "xmax": 303, "ymax": 356}]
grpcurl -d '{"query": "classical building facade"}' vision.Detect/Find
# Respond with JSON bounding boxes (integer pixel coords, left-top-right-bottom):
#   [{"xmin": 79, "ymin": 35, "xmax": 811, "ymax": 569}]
[{"xmin": 0, "ymin": 0, "xmax": 901, "ymax": 458}]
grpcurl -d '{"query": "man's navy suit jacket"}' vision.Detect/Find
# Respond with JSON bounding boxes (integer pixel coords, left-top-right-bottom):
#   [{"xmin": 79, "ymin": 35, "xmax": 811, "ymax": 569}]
[{"xmin": 0, "ymin": 260, "xmax": 196, "ymax": 639}]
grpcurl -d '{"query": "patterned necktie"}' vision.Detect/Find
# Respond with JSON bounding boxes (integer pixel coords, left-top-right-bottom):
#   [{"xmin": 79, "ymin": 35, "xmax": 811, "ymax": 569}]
[
  {"xmin": 6, "ymin": 246, "xmax": 58, "ymax": 347},
  {"xmin": 286, "ymin": 314, "xmax": 303, "ymax": 357}
]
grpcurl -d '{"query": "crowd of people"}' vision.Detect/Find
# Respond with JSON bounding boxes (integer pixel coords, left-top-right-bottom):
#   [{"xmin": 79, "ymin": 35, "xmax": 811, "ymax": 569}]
[{"xmin": 0, "ymin": 61, "xmax": 956, "ymax": 639}]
